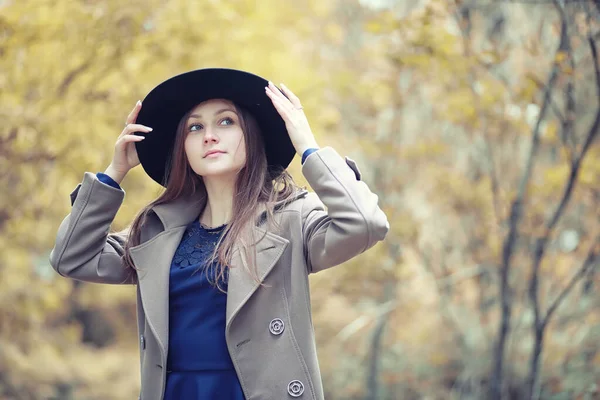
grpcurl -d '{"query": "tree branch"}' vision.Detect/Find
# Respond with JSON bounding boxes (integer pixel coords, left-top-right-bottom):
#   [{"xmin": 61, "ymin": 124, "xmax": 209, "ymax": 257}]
[
  {"xmin": 560, "ymin": 31, "xmax": 577, "ymax": 163},
  {"xmin": 57, "ymin": 59, "xmax": 94, "ymax": 98},
  {"xmin": 491, "ymin": 4, "xmax": 568, "ymax": 399},
  {"xmin": 544, "ymin": 234, "xmax": 600, "ymax": 323},
  {"xmin": 577, "ymin": 30, "xmax": 600, "ymax": 159},
  {"xmin": 528, "ymin": 0, "xmax": 570, "ymax": 335},
  {"xmin": 525, "ymin": 3, "xmax": 600, "ymax": 399}
]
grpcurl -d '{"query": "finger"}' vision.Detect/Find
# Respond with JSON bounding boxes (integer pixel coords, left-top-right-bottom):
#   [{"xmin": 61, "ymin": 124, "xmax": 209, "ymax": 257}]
[
  {"xmin": 265, "ymin": 86, "xmax": 285, "ymax": 110},
  {"xmin": 266, "ymin": 86, "xmax": 293, "ymax": 112},
  {"xmin": 266, "ymin": 89, "xmax": 291, "ymax": 119},
  {"xmin": 267, "ymin": 81, "xmax": 292, "ymax": 106},
  {"xmin": 116, "ymin": 134, "xmax": 145, "ymax": 147},
  {"xmin": 125, "ymin": 100, "xmax": 142, "ymax": 126},
  {"xmin": 120, "ymin": 124, "xmax": 153, "ymax": 138},
  {"xmin": 125, "ymin": 124, "xmax": 153, "ymax": 133},
  {"xmin": 123, "ymin": 135, "xmax": 146, "ymax": 143},
  {"xmin": 279, "ymin": 83, "xmax": 302, "ymax": 108}
]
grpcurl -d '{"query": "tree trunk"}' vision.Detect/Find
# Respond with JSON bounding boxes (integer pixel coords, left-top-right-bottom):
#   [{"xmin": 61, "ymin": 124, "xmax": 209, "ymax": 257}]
[{"xmin": 526, "ymin": 324, "xmax": 545, "ymax": 400}]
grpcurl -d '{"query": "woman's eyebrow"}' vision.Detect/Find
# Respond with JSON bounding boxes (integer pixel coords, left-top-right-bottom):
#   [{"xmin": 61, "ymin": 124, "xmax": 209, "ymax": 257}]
[{"xmin": 189, "ymin": 108, "xmax": 236, "ymax": 119}]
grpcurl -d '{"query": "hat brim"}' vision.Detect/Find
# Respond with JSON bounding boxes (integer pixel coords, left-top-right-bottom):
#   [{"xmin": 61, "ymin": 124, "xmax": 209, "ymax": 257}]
[{"xmin": 134, "ymin": 68, "xmax": 296, "ymax": 187}]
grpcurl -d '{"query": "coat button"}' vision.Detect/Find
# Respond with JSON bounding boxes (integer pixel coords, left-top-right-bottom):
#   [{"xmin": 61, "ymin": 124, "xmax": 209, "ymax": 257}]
[
  {"xmin": 269, "ymin": 318, "xmax": 285, "ymax": 335},
  {"xmin": 140, "ymin": 335, "xmax": 146, "ymax": 350},
  {"xmin": 287, "ymin": 380, "xmax": 304, "ymax": 397}
]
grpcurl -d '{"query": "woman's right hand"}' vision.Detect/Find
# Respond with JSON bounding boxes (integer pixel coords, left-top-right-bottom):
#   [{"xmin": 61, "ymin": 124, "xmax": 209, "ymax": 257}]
[{"xmin": 105, "ymin": 101, "xmax": 153, "ymax": 184}]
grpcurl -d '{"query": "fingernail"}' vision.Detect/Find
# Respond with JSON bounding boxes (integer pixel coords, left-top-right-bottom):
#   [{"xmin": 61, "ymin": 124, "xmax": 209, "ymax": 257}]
[
  {"xmin": 137, "ymin": 100, "xmax": 141, "ymax": 105},
  {"xmin": 147, "ymin": 127, "xmax": 153, "ymax": 131}
]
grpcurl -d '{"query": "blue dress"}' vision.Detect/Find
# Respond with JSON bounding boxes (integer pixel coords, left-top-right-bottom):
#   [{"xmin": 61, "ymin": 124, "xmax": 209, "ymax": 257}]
[{"xmin": 163, "ymin": 219, "xmax": 246, "ymax": 400}]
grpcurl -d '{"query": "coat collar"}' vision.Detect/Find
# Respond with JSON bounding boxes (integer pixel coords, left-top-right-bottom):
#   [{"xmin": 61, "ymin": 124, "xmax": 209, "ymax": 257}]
[{"xmin": 151, "ymin": 188, "xmax": 308, "ymax": 230}]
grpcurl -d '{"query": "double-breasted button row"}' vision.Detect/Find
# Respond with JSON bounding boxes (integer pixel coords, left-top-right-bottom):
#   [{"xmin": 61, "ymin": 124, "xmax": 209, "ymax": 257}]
[{"xmin": 268, "ymin": 319, "xmax": 304, "ymax": 396}]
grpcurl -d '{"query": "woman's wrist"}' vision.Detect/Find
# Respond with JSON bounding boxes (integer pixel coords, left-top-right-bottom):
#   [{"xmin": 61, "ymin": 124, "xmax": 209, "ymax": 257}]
[
  {"xmin": 296, "ymin": 141, "xmax": 320, "ymax": 157},
  {"xmin": 103, "ymin": 164, "xmax": 127, "ymax": 185}
]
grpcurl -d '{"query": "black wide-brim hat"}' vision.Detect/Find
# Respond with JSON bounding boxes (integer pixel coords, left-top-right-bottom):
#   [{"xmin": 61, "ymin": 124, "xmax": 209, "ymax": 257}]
[{"xmin": 134, "ymin": 68, "xmax": 296, "ymax": 187}]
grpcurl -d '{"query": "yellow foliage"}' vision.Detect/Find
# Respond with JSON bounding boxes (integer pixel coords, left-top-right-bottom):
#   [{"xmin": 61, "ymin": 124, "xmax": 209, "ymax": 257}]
[
  {"xmin": 579, "ymin": 147, "xmax": 600, "ymax": 188},
  {"xmin": 1, "ymin": 0, "xmax": 338, "ymax": 397},
  {"xmin": 364, "ymin": 10, "xmax": 399, "ymax": 34},
  {"xmin": 543, "ymin": 120, "xmax": 560, "ymax": 144},
  {"xmin": 2, "ymin": 0, "xmax": 599, "ymax": 397},
  {"xmin": 325, "ymin": 22, "xmax": 345, "ymax": 45},
  {"xmin": 538, "ymin": 163, "xmax": 570, "ymax": 195},
  {"xmin": 555, "ymin": 51, "xmax": 568, "ymax": 63}
]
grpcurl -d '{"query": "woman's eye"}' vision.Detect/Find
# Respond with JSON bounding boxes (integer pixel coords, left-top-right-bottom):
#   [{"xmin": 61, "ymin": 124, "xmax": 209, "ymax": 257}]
[{"xmin": 189, "ymin": 117, "xmax": 233, "ymax": 132}]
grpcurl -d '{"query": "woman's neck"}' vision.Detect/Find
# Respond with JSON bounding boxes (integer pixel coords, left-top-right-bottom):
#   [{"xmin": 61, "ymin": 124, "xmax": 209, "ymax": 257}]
[{"xmin": 200, "ymin": 175, "xmax": 236, "ymax": 228}]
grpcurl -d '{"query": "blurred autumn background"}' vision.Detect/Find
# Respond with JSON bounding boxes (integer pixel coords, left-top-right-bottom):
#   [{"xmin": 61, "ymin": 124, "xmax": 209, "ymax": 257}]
[{"xmin": 1, "ymin": 0, "xmax": 599, "ymax": 398}]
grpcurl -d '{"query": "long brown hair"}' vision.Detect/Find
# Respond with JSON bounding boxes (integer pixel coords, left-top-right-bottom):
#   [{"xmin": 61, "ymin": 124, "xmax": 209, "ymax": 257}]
[{"xmin": 122, "ymin": 102, "xmax": 300, "ymax": 291}]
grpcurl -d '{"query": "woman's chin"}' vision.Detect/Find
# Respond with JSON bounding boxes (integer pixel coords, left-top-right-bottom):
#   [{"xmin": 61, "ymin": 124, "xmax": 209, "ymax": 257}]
[{"xmin": 195, "ymin": 166, "xmax": 242, "ymax": 179}]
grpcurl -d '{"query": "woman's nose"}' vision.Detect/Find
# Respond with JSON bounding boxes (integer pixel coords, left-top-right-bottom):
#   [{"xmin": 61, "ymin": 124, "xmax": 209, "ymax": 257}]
[{"xmin": 203, "ymin": 128, "xmax": 219, "ymax": 144}]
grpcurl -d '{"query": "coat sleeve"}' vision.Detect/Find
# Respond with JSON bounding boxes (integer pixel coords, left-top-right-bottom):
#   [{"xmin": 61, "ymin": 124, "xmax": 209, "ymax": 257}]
[
  {"xmin": 300, "ymin": 147, "xmax": 389, "ymax": 274},
  {"xmin": 49, "ymin": 172, "xmax": 136, "ymax": 284}
]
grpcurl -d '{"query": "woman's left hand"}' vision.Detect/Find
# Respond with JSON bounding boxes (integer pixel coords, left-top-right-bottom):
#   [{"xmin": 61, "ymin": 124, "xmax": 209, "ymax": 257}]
[{"xmin": 265, "ymin": 81, "xmax": 319, "ymax": 156}]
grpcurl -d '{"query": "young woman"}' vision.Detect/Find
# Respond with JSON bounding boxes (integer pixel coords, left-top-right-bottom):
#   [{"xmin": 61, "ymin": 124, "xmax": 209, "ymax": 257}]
[{"xmin": 50, "ymin": 68, "xmax": 389, "ymax": 400}]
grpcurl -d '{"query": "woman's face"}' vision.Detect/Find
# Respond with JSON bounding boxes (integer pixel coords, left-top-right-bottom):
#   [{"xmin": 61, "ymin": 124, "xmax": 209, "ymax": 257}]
[{"xmin": 184, "ymin": 99, "xmax": 246, "ymax": 178}]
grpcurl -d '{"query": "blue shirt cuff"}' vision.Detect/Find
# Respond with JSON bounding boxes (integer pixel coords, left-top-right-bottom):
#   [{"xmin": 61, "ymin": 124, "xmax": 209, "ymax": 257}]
[
  {"xmin": 301, "ymin": 148, "xmax": 319, "ymax": 164},
  {"xmin": 96, "ymin": 172, "xmax": 122, "ymax": 190}
]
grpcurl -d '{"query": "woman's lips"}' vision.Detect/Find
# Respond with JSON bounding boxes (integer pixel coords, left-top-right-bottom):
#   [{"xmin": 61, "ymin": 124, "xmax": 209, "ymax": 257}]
[{"xmin": 204, "ymin": 151, "xmax": 225, "ymax": 158}]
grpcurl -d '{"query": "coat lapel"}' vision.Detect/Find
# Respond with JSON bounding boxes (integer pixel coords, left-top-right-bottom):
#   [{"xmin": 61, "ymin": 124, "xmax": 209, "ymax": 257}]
[
  {"xmin": 129, "ymin": 193, "xmax": 205, "ymax": 356},
  {"xmin": 130, "ymin": 227, "xmax": 187, "ymax": 354},
  {"xmin": 225, "ymin": 228, "xmax": 289, "ymax": 329},
  {"xmin": 129, "ymin": 189, "xmax": 305, "ymax": 356}
]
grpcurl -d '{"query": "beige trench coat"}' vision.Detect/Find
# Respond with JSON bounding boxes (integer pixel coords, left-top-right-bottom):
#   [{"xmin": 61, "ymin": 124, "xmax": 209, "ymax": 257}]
[{"xmin": 50, "ymin": 147, "xmax": 389, "ymax": 400}]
